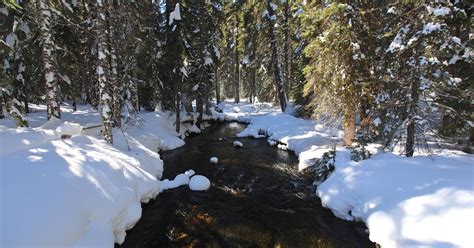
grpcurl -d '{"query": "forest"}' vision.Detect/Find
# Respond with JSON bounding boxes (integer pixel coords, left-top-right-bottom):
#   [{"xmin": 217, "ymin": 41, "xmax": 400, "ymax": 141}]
[
  {"xmin": 1, "ymin": 0, "xmax": 473, "ymax": 247},
  {"xmin": 2, "ymin": 0, "xmax": 472, "ymax": 154}
]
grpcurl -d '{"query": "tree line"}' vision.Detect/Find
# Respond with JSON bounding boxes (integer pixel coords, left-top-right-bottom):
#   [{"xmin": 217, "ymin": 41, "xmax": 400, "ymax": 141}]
[{"xmin": 1, "ymin": 0, "xmax": 472, "ymax": 156}]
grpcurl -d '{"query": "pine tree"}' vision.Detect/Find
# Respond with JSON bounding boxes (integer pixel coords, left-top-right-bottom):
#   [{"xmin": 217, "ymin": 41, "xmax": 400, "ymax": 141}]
[
  {"xmin": 302, "ymin": 3, "xmax": 371, "ymax": 145},
  {"xmin": 383, "ymin": 2, "xmax": 471, "ymax": 156}
]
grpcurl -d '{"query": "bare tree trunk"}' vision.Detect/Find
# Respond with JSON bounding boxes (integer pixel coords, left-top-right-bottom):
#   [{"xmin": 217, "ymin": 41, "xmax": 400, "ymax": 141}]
[
  {"xmin": 249, "ymin": 68, "xmax": 256, "ymax": 103},
  {"xmin": 283, "ymin": 0, "xmax": 291, "ymax": 100},
  {"xmin": 97, "ymin": 0, "xmax": 113, "ymax": 144},
  {"xmin": 343, "ymin": 102, "xmax": 356, "ymax": 146},
  {"xmin": 405, "ymin": 80, "xmax": 419, "ymax": 157},
  {"xmin": 0, "ymin": 93, "xmax": 4, "ymax": 119},
  {"xmin": 215, "ymin": 65, "xmax": 220, "ymax": 104},
  {"xmin": 175, "ymin": 92, "xmax": 181, "ymax": 133},
  {"xmin": 108, "ymin": 3, "xmax": 121, "ymax": 128},
  {"xmin": 196, "ymin": 97, "xmax": 203, "ymax": 128},
  {"xmin": 38, "ymin": 0, "xmax": 60, "ymax": 120},
  {"xmin": 470, "ymin": 127, "xmax": 474, "ymax": 145},
  {"xmin": 267, "ymin": 0, "xmax": 287, "ymax": 112},
  {"xmin": 233, "ymin": 13, "xmax": 240, "ymax": 103}
]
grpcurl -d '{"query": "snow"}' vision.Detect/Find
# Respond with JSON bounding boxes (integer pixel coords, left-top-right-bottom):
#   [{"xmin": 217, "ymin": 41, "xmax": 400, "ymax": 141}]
[
  {"xmin": 168, "ymin": 3, "xmax": 182, "ymax": 26},
  {"xmin": 216, "ymin": 101, "xmax": 341, "ymax": 170},
  {"xmin": 209, "ymin": 156, "xmax": 218, "ymax": 164},
  {"xmin": 451, "ymin": 36, "xmax": 461, "ymax": 44},
  {"xmin": 55, "ymin": 121, "xmax": 82, "ymax": 136},
  {"xmin": 0, "ymin": 103, "xmax": 207, "ymax": 247},
  {"xmin": 159, "ymin": 172, "xmax": 190, "ymax": 191},
  {"xmin": 270, "ymin": 2, "xmax": 277, "ymax": 10},
  {"xmin": 233, "ymin": 140, "xmax": 243, "ymax": 148},
  {"xmin": 5, "ymin": 33, "xmax": 16, "ymax": 48},
  {"xmin": 189, "ymin": 175, "xmax": 211, "ymax": 191},
  {"xmin": 216, "ymin": 100, "xmax": 474, "ymax": 247},
  {"xmin": 213, "ymin": 45, "xmax": 220, "ymax": 59},
  {"xmin": 204, "ymin": 56, "xmax": 213, "ymax": 65},
  {"xmin": 386, "ymin": 25, "xmax": 410, "ymax": 53},
  {"xmin": 3, "ymin": 100, "xmax": 472, "ymax": 247},
  {"xmin": 267, "ymin": 139, "xmax": 277, "ymax": 146},
  {"xmin": 427, "ymin": 6, "xmax": 451, "ymax": 16},
  {"xmin": 317, "ymin": 149, "xmax": 474, "ymax": 248},
  {"xmin": 387, "ymin": 6, "xmax": 396, "ymax": 14},
  {"xmin": 422, "ymin": 22, "xmax": 441, "ymax": 34},
  {"xmin": 373, "ymin": 117, "xmax": 381, "ymax": 126}
]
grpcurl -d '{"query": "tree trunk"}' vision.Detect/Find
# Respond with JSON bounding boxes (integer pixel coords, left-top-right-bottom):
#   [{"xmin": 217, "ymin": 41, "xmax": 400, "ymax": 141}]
[
  {"xmin": 108, "ymin": 4, "xmax": 121, "ymax": 128},
  {"xmin": 24, "ymin": 98, "xmax": 29, "ymax": 113},
  {"xmin": 38, "ymin": 0, "xmax": 60, "ymax": 120},
  {"xmin": 267, "ymin": 0, "xmax": 287, "ymax": 112},
  {"xmin": 0, "ymin": 93, "xmax": 4, "ymax": 119},
  {"xmin": 470, "ymin": 127, "xmax": 474, "ymax": 145},
  {"xmin": 175, "ymin": 92, "xmax": 181, "ymax": 133},
  {"xmin": 233, "ymin": 13, "xmax": 240, "ymax": 103},
  {"xmin": 405, "ymin": 80, "xmax": 420, "ymax": 157},
  {"xmin": 283, "ymin": 0, "xmax": 291, "ymax": 100},
  {"xmin": 250, "ymin": 68, "xmax": 256, "ymax": 103},
  {"xmin": 215, "ymin": 65, "xmax": 220, "ymax": 104},
  {"xmin": 97, "ymin": 0, "xmax": 113, "ymax": 144},
  {"xmin": 196, "ymin": 96, "xmax": 203, "ymax": 128},
  {"xmin": 343, "ymin": 102, "xmax": 356, "ymax": 146}
]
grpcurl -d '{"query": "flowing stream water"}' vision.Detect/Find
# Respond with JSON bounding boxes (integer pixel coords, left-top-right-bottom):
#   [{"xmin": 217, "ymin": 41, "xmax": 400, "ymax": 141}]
[{"xmin": 118, "ymin": 122, "xmax": 374, "ymax": 247}]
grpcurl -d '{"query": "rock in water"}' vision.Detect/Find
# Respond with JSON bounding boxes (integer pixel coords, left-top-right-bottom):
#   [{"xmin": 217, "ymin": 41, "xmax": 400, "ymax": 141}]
[
  {"xmin": 233, "ymin": 141, "xmax": 243, "ymax": 148},
  {"xmin": 189, "ymin": 175, "xmax": 211, "ymax": 191},
  {"xmin": 209, "ymin": 157, "xmax": 218, "ymax": 164}
]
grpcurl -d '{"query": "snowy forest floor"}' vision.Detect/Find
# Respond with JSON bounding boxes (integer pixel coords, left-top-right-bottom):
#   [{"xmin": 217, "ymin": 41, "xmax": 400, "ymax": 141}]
[{"xmin": 1, "ymin": 100, "xmax": 473, "ymax": 247}]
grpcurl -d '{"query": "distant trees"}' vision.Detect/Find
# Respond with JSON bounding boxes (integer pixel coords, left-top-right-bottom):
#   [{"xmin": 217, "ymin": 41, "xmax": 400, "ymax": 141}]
[{"xmin": 0, "ymin": 1, "xmax": 471, "ymax": 154}]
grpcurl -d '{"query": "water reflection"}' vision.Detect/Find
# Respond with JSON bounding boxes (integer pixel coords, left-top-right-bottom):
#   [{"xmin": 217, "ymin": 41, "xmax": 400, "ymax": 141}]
[{"xmin": 118, "ymin": 122, "xmax": 374, "ymax": 248}]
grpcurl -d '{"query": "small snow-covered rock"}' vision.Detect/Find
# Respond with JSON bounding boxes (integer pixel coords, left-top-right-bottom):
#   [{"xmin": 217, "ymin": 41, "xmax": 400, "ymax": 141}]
[
  {"xmin": 267, "ymin": 140, "xmax": 277, "ymax": 146},
  {"xmin": 210, "ymin": 157, "xmax": 218, "ymax": 164},
  {"xmin": 56, "ymin": 122, "xmax": 82, "ymax": 136},
  {"xmin": 189, "ymin": 175, "xmax": 211, "ymax": 191},
  {"xmin": 233, "ymin": 141, "xmax": 243, "ymax": 148},
  {"xmin": 277, "ymin": 144, "xmax": 288, "ymax": 150},
  {"xmin": 185, "ymin": 169, "xmax": 195, "ymax": 177}
]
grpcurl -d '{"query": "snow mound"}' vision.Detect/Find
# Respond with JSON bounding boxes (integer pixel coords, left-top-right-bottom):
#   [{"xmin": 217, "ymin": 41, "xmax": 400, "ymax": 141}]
[
  {"xmin": 159, "ymin": 169, "xmax": 197, "ymax": 191},
  {"xmin": 267, "ymin": 140, "xmax": 277, "ymax": 146},
  {"xmin": 189, "ymin": 175, "xmax": 211, "ymax": 191},
  {"xmin": 1, "ymin": 134, "xmax": 162, "ymax": 247},
  {"xmin": 209, "ymin": 156, "xmax": 219, "ymax": 164},
  {"xmin": 233, "ymin": 141, "xmax": 243, "ymax": 148},
  {"xmin": 55, "ymin": 121, "xmax": 82, "ymax": 136},
  {"xmin": 317, "ymin": 149, "xmax": 474, "ymax": 248},
  {"xmin": 185, "ymin": 169, "xmax": 195, "ymax": 177}
]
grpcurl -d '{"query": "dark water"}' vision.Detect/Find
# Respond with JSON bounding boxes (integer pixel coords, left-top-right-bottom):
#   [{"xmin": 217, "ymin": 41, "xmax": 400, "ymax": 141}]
[{"xmin": 118, "ymin": 122, "xmax": 374, "ymax": 248}]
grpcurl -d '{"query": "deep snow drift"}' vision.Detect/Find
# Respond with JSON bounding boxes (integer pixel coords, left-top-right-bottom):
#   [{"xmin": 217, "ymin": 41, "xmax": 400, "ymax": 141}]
[
  {"xmin": 0, "ymin": 104, "xmax": 208, "ymax": 247},
  {"xmin": 217, "ymin": 100, "xmax": 474, "ymax": 248}
]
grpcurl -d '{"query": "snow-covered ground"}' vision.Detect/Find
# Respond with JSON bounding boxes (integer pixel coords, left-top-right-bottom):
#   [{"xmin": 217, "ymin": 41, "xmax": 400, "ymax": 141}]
[
  {"xmin": 1, "ymin": 100, "xmax": 473, "ymax": 247},
  {"xmin": 215, "ymin": 101, "xmax": 343, "ymax": 170},
  {"xmin": 0, "ymin": 103, "xmax": 208, "ymax": 247},
  {"xmin": 217, "ymin": 100, "xmax": 474, "ymax": 248}
]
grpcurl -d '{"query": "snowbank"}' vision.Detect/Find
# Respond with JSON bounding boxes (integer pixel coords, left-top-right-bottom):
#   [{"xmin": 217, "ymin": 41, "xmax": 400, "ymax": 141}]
[
  {"xmin": 317, "ymin": 149, "xmax": 474, "ymax": 248},
  {"xmin": 1, "ymin": 130, "xmax": 162, "ymax": 247},
  {"xmin": 0, "ymin": 104, "xmax": 206, "ymax": 247},
  {"xmin": 216, "ymin": 100, "xmax": 474, "ymax": 247},
  {"xmin": 217, "ymin": 101, "xmax": 342, "ymax": 170}
]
